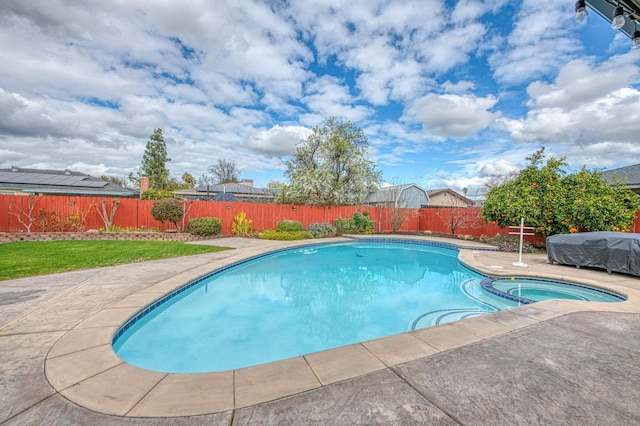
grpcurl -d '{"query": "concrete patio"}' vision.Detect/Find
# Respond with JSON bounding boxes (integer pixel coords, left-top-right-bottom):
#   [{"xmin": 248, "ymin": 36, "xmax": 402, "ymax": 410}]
[{"xmin": 1, "ymin": 236, "xmax": 639, "ymax": 425}]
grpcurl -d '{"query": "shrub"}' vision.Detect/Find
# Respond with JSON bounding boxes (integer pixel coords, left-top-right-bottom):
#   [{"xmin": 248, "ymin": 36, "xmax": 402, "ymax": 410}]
[
  {"xmin": 260, "ymin": 229, "xmax": 314, "ymax": 240},
  {"xmin": 307, "ymin": 222, "xmax": 338, "ymax": 238},
  {"xmin": 188, "ymin": 217, "xmax": 222, "ymax": 236},
  {"xmin": 333, "ymin": 211, "xmax": 375, "ymax": 235},
  {"xmin": 232, "ymin": 212, "xmax": 254, "ymax": 237},
  {"xmin": 276, "ymin": 220, "xmax": 303, "ymax": 232},
  {"xmin": 142, "ymin": 189, "xmax": 175, "ymax": 200},
  {"xmin": 352, "ymin": 211, "xmax": 375, "ymax": 234},
  {"xmin": 484, "ymin": 234, "xmax": 535, "ymax": 253},
  {"xmin": 64, "ymin": 212, "xmax": 87, "ymax": 232},
  {"xmin": 333, "ymin": 217, "xmax": 351, "ymax": 235},
  {"xmin": 150, "ymin": 198, "xmax": 183, "ymax": 228},
  {"xmin": 38, "ymin": 209, "xmax": 64, "ymax": 232}
]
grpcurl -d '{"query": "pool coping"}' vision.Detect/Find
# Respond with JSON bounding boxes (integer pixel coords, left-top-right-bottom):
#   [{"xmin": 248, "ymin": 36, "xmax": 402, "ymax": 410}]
[{"xmin": 43, "ymin": 236, "xmax": 640, "ymax": 418}]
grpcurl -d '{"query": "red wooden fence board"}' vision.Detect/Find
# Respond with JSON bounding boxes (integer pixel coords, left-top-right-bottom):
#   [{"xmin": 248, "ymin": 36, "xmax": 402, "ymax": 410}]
[{"xmin": 1, "ymin": 194, "xmax": 637, "ymax": 244}]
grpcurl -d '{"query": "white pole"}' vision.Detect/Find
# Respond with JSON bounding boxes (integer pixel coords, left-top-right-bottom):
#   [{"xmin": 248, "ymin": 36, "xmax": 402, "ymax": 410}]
[
  {"xmin": 518, "ymin": 217, "xmax": 524, "ymax": 264},
  {"xmin": 512, "ymin": 217, "xmax": 528, "ymax": 268}
]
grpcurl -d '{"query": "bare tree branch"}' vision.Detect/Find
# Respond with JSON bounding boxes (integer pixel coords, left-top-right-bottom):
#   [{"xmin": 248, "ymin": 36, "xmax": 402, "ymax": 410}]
[
  {"xmin": 8, "ymin": 198, "xmax": 38, "ymax": 232},
  {"xmin": 94, "ymin": 199, "xmax": 120, "ymax": 231}
]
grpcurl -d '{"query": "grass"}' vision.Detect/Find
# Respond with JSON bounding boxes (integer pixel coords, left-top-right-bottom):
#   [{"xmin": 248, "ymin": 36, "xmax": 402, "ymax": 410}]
[{"xmin": 0, "ymin": 240, "xmax": 232, "ymax": 281}]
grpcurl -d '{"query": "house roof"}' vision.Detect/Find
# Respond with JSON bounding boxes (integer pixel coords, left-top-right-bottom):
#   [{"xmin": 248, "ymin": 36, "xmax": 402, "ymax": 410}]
[
  {"xmin": 212, "ymin": 192, "xmax": 239, "ymax": 201},
  {"xmin": 365, "ymin": 184, "xmax": 429, "ymax": 204},
  {"xmin": 0, "ymin": 167, "xmax": 137, "ymax": 196},
  {"xmin": 426, "ymin": 188, "xmax": 474, "ymax": 205},
  {"xmin": 196, "ymin": 182, "xmax": 275, "ymax": 195},
  {"xmin": 601, "ymin": 164, "xmax": 640, "ymax": 190},
  {"xmin": 173, "ymin": 182, "xmax": 277, "ymax": 199}
]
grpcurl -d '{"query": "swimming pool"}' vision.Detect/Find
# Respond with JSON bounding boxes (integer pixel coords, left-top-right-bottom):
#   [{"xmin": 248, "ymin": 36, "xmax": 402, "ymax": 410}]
[{"xmin": 113, "ymin": 240, "xmax": 624, "ymax": 373}]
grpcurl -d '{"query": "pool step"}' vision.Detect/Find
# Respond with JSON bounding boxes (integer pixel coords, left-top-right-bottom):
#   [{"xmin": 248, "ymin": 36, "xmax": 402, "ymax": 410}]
[{"xmin": 409, "ymin": 307, "xmax": 490, "ymax": 331}]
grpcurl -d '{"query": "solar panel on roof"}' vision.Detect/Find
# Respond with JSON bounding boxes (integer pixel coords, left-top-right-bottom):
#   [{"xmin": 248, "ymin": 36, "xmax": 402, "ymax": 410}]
[
  {"xmin": 0, "ymin": 172, "xmax": 109, "ymax": 188},
  {"xmin": 70, "ymin": 180, "xmax": 108, "ymax": 188},
  {"xmin": 53, "ymin": 175, "xmax": 83, "ymax": 185},
  {"xmin": 40, "ymin": 176, "xmax": 65, "ymax": 185},
  {"xmin": 5, "ymin": 173, "xmax": 48, "ymax": 184},
  {"xmin": 0, "ymin": 173, "xmax": 30, "ymax": 183}
]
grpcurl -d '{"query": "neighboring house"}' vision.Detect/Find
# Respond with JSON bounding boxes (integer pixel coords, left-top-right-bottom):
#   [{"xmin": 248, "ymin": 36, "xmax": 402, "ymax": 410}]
[
  {"xmin": 601, "ymin": 163, "xmax": 640, "ymax": 195},
  {"xmin": 0, "ymin": 167, "xmax": 138, "ymax": 197},
  {"xmin": 173, "ymin": 180, "xmax": 277, "ymax": 202},
  {"xmin": 425, "ymin": 188, "xmax": 475, "ymax": 208},
  {"xmin": 365, "ymin": 184, "xmax": 430, "ymax": 208}
]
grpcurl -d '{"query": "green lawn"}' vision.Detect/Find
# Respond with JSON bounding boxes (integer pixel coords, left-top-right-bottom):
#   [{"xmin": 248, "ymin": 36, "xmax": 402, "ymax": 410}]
[{"xmin": 0, "ymin": 240, "xmax": 232, "ymax": 281}]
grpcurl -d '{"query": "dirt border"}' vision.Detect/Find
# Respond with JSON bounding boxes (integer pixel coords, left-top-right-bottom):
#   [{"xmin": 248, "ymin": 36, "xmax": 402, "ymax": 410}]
[{"xmin": 0, "ymin": 231, "xmax": 215, "ymax": 243}]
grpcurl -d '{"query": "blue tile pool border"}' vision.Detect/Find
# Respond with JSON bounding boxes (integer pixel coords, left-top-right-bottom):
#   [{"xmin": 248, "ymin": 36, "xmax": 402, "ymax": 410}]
[{"xmin": 481, "ymin": 276, "xmax": 626, "ymax": 305}]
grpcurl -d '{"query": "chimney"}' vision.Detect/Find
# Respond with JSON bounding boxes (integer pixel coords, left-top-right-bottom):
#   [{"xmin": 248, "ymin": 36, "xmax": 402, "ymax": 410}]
[
  {"xmin": 140, "ymin": 175, "xmax": 149, "ymax": 193},
  {"xmin": 241, "ymin": 179, "xmax": 254, "ymax": 187}
]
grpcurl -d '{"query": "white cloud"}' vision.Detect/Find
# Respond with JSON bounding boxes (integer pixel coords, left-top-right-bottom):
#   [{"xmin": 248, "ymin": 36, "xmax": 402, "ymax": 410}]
[
  {"xmin": 526, "ymin": 55, "xmax": 640, "ymax": 109},
  {"xmin": 488, "ymin": 2, "xmax": 580, "ymax": 85},
  {"xmin": 499, "ymin": 54, "xmax": 640, "ymax": 160},
  {"xmin": 406, "ymin": 93, "xmax": 500, "ymax": 139},
  {"xmin": 66, "ymin": 162, "xmax": 112, "ymax": 177},
  {"xmin": 246, "ymin": 125, "xmax": 313, "ymax": 158},
  {"xmin": 302, "ymin": 75, "xmax": 373, "ymax": 121},
  {"xmin": 441, "ymin": 80, "xmax": 475, "ymax": 93},
  {"xmin": 451, "ymin": 0, "xmax": 509, "ymax": 23},
  {"xmin": 478, "ymin": 158, "xmax": 519, "ymax": 177},
  {"xmin": 501, "ymin": 86, "xmax": 640, "ymax": 149}
]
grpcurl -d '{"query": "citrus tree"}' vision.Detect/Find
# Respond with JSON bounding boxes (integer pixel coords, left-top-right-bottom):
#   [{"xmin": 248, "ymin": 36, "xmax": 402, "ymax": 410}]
[{"xmin": 482, "ymin": 148, "xmax": 638, "ymax": 239}]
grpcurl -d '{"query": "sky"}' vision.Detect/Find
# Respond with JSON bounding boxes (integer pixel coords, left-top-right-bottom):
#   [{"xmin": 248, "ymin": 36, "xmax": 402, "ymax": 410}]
[{"xmin": 1, "ymin": 1, "xmax": 639, "ymax": 197}]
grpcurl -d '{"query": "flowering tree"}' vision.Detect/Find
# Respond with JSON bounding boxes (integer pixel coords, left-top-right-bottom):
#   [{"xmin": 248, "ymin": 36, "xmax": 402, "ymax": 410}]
[
  {"xmin": 278, "ymin": 117, "xmax": 382, "ymax": 206},
  {"xmin": 482, "ymin": 148, "xmax": 638, "ymax": 239}
]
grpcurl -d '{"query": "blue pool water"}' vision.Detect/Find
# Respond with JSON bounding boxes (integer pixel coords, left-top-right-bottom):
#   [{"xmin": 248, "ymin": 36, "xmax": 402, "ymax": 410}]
[{"xmin": 113, "ymin": 240, "xmax": 624, "ymax": 373}]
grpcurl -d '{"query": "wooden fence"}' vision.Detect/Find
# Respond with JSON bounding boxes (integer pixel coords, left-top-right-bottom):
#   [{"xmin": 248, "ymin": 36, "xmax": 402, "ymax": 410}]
[{"xmin": 2, "ymin": 195, "xmax": 638, "ymax": 243}]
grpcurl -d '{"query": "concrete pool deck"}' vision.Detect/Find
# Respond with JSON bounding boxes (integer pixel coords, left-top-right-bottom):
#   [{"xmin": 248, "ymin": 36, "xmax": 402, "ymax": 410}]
[{"xmin": 1, "ymin": 235, "xmax": 639, "ymax": 424}]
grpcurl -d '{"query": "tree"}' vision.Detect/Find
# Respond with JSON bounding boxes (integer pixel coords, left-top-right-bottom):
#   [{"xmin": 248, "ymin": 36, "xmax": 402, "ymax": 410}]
[
  {"xmin": 197, "ymin": 173, "xmax": 215, "ymax": 187},
  {"xmin": 181, "ymin": 172, "xmax": 196, "ymax": 188},
  {"xmin": 94, "ymin": 199, "xmax": 120, "ymax": 231},
  {"xmin": 378, "ymin": 182, "xmax": 423, "ymax": 233},
  {"xmin": 559, "ymin": 168, "xmax": 638, "ymax": 233},
  {"xmin": 150, "ymin": 198, "xmax": 184, "ymax": 230},
  {"xmin": 437, "ymin": 206, "xmax": 482, "ymax": 237},
  {"xmin": 266, "ymin": 180, "xmax": 286, "ymax": 190},
  {"xmin": 482, "ymin": 147, "xmax": 638, "ymax": 239},
  {"xmin": 8, "ymin": 198, "xmax": 38, "ymax": 233},
  {"xmin": 208, "ymin": 159, "xmax": 240, "ymax": 184},
  {"xmin": 100, "ymin": 175, "xmax": 126, "ymax": 187},
  {"xmin": 435, "ymin": 187, "xmax": 481, "ymax": 237},
  {"xmin": 142, "ymin": 128, "xmax": 171, "ymax": 190},
  {"xmin": 278, "ymin": 117, "xmax": 382, "ymax": 206}
]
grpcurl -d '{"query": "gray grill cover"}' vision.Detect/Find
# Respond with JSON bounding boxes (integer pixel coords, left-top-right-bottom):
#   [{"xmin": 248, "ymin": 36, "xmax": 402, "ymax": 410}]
[{"xmin": 547, "ymin": 232, "xmax": 640, "ymax": 277}]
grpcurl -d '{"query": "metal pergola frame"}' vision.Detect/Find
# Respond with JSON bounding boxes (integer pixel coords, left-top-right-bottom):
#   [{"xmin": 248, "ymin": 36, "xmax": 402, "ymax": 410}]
[{"xmin": 586, "ymin": 0, "xmax": 640, "ymax": 38}]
